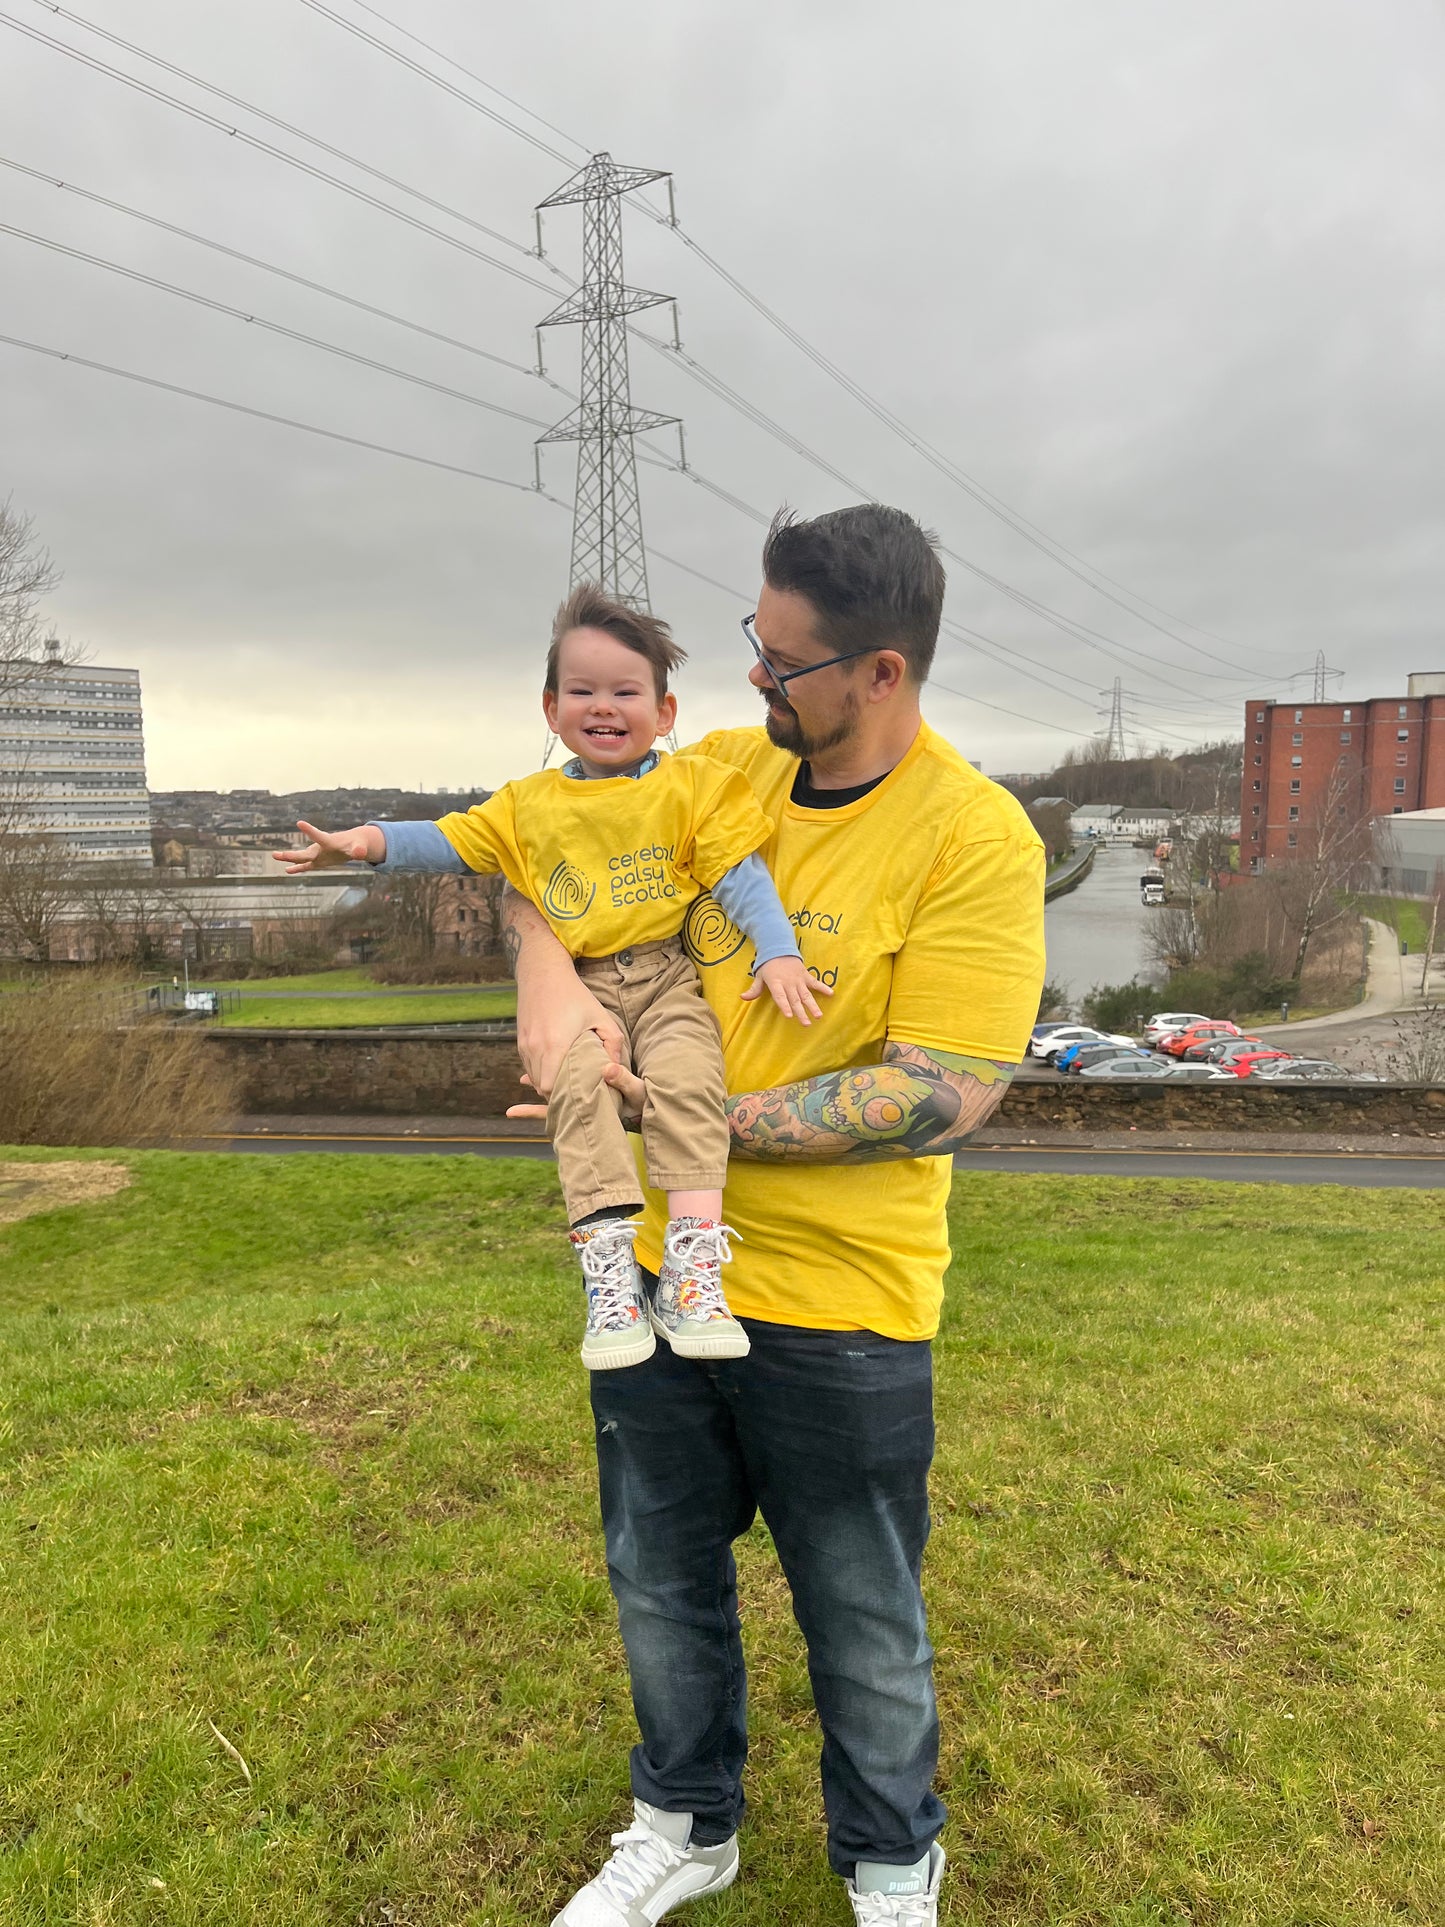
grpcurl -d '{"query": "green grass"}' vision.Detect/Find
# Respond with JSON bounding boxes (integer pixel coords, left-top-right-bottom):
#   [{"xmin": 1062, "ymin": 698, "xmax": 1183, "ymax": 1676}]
[
  {"xmin": 197, "ymin": 968, "xmax": 381, "ymax": 994},
  {"xmin": 217, "ymin": 988, "xmax": 516, "ymax": 1030},
  {"xmin": 1349, "ymin": 896, "xmax": 1434, "ymax": 955},
  {"xmin": 1, "ymin": 1153, "xmax": 1443, "ymax": 1925}
]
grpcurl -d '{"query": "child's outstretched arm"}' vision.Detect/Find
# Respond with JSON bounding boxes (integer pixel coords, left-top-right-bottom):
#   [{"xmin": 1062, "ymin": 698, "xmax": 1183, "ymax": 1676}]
[
  {"xmin": 273, "ymin": 820, "xmax": 384, "ymax": 871},
  {"xmin": 273, "ymin": 819, "xmax": 467, "ymax": 874},
  {"xmin": 711, "ymin": 851, "xmax": 833, "ymax": 1027}
]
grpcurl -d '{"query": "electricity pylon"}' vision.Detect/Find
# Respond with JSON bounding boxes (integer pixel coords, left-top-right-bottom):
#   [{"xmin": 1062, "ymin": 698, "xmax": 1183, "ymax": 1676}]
[
  {"xmin": 533, "ymin": 153, "xmax": 681, "ymax": 612},
  {"xmin": 1100, "ymin": 677, "xmax": 1127, "ymax": 760}
]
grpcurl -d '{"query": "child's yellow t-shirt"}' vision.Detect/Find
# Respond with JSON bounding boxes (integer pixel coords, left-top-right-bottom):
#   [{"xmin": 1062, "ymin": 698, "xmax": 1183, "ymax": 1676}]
[{"xmin": 432, "ymin": 753, "xmax": 773, "ymax": 958}]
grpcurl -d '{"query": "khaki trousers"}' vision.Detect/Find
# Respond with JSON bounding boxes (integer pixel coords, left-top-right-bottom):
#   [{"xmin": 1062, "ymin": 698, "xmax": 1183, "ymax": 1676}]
[{"xmin": 548, "ymin": 934, "xmax": 729, "ymax": 1225}]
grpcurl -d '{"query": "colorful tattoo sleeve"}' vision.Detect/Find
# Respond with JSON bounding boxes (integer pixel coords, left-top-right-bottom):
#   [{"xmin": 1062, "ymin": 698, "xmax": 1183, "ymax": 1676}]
[{"xmin": 725, "ymin": 1041, "xmax": 1016, "ymax": 1164}]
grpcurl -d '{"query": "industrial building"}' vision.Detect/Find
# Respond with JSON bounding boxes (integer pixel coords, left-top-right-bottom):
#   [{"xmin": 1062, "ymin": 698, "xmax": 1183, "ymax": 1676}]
[
  {"xmin": 0, "ymin": 648, "xmax": 153, "ymax": 864},
  {"xmin": 1242, "ymin": 672, "xmax": 1445, "ymax": 869}
]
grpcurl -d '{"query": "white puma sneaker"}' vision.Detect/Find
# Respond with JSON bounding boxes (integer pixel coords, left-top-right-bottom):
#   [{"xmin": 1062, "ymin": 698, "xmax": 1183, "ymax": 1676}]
[
  {"xmin": 651, "ymin": 1218, "xmax": 750, "ymax": 1359},
  {"xmin": 845, "ymin": 1843, "xmax": 946, "ymax": 1923},
  {"xmin": 552, "ymin": 1800, "xmax": 738, "ymax": 1925}
]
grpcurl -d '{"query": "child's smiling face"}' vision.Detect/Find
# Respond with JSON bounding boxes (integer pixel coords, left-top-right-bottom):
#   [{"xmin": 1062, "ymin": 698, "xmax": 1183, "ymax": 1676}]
[{"xmin": 543, "ymin": 626, "xmax": 677, "ymax": 775}]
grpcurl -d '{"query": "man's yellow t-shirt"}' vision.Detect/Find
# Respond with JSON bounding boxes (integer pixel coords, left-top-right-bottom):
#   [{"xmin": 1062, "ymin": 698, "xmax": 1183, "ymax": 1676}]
[
  {"xmin": 433, "ymin": 754, "xmax": 772, "ymax": 958},
  {"xmin": 632, "ymin": 723, "xmax": 1046, "ymax": 1342}
]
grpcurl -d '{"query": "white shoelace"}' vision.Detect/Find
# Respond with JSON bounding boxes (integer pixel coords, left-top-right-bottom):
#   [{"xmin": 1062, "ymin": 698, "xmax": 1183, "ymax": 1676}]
[
  {"xmin": 594, "ymin": 1817, "xmax": 686, "ymax": 1906},
  {"xmin": 664, "ymin": 1221, "xmax": 740, "ymax": 1319},
  {"xmin": 577, "ymin": 1222, "xmax": 642, "ymax": 1332},
  {"xmin": 850, "ymin": 1887, "xmax": 934, "ymax": 1924}
]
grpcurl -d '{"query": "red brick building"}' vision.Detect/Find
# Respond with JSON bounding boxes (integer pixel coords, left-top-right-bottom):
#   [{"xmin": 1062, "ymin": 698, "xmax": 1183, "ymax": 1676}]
[{"xmin": 1242, "ymin": 673, "xmax": 1445, "ymax": 869}]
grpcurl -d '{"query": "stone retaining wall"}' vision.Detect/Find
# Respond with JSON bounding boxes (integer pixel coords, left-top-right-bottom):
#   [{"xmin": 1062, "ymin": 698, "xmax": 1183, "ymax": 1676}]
[{"xmin": 206, "ymin": 1029, "xmax": 1445, "ymax": 1136}]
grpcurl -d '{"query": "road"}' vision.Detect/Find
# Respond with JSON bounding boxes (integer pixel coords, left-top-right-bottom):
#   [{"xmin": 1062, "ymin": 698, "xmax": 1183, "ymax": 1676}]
[{"xmin": 200, "ymin": 1131, "xmax": 1445, "ymax": 1188}]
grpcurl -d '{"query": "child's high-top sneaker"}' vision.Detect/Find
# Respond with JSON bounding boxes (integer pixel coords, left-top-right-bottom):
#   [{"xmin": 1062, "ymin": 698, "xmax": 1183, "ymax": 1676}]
[
  {"xmin": 572, "ymin": 1219, "xmax": 655, "ymax": 1371},
  {"xmin": 651, "ymin": 1218, "xmax": 750, "ymax": 1359}
]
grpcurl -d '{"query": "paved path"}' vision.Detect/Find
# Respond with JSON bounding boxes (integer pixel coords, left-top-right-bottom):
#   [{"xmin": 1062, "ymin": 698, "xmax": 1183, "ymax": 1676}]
[
  {"xmin": 198, "ymin": 1130, "xmax": 1445, "ymax": 1188},
  {"xmin": 1255, "ymin": 920, "xmax": 1417, "ymax": 1044}
]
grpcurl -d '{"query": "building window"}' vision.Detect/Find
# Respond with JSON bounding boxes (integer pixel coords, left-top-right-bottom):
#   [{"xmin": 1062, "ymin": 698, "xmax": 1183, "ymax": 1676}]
[
  {"xmin": 1255, "ymin": 711, "xmax": 1265, "ymax": 723},
  {"xmin": 1342, "ymin": 708, "xmax": 1352, "ymax": 722},
  {"xmin": 1294, "ymin": 709, "xmax": 1303, "ymax": 724},
  {"xmin": 1253, "ymin": 734, "xmax": 1262, "ymax": 745},
  {"xmin": 1340, "ymin": 731, "xmax": 1351, "ymax": 744},
  {"xmin": 1287, "ymin": 832, "xmax": 1297, "ymax": 847},
  {"xmin": 1398, "ymin": 729, "xmax": 1410, "ymax": 741},
  {"xmin": 1252, "ymin": 805, "xmax": 1260, "ymax": 816},
  {"xmin": 1288, "ymin": 805, "xmax": 1300, "ymax": 821},
  {"xmin": 1396, "ymin": 752, "xmax": 1408, "ymax": 767},
  {"xmin": 1292, "ymin": 732, "xmax": 1303, "ymax": 745},
  {"xmin": 1290, "ymin": 778, "xmax": 1301, "ymax": 793},
  {"xmin": 1252, "ymin": 779, "xmax": 1261, "ymax": 792},
  {"xmin": 1398, "ymin": 705, "xmax": 1407, "ymax": 719},
  {"xmin": 1253, "ymin": 755, "xmax": 1262, "ymax": 766},
  {"xmin": 1394, "ymin": 778, "xmax": 1407, "ymax": 794},
  {"xmin": 1291, "ymin": 755, "xmax": 1302, "ymax": 767}
]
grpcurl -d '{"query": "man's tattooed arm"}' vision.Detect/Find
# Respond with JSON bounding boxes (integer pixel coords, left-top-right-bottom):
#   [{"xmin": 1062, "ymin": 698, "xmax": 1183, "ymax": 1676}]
[
  {"xmin": 498, "ymin": 880, "xmax": 528, "ymax": 978},
  {"xmin": 725, "ymin": 1040, "xmax": 1016, "ymax": 1163}
]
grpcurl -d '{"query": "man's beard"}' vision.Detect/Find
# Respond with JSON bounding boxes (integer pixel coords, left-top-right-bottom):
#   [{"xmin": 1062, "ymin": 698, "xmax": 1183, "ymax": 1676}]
[{"xmin": 762, "ymin": 688, "xmax": 860, "ymax": 759}]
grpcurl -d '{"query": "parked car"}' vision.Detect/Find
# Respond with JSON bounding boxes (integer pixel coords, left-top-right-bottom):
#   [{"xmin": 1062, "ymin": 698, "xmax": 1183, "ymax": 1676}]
[
  {"xmin": 1163, "ymin": 1062, "xmax": 1238, "ymax": 1080},
  {"xmin": 1059, "ymin": 1043, "xmax": 1156, "ymax": 1074},
  {"xmin": 1216, "ymin": 1048, "xmax": 1296, "ymax": 1078},
  {"xmin": 1185, "ymin": 1035, "xmax": 1263, "ymax": 1063},
  {"xmin": 1078, "ymin": 1056, "xmax": 1177, "ymax": 1079},
  {"xmin": 1251, "ymin": 1059, "xmax": 1380, "ymax": 1082},
  {"xmin": 1158, "ymin": 1022, "xmax": 1244, "ymax": 1057},
  {"xmin": 1143, "ymin": 1011, "xmax": 1211, "ymax": 1044},
  {"xmin": 1030, "ymin": 1021, "xmax": 1072, "ymax": 1049},
  {"xmin": 1030, "ymin": 1025, "xmax": 1134, "ymax": 1062}
]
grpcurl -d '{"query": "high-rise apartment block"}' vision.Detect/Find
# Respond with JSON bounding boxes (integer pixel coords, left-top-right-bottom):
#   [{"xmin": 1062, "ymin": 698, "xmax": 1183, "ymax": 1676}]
[
  {"xmin": 1242, "ymin": 672, "xmax": 1445, "ymax": 869},
  {"xmin": 0, "ymin": 652, "xmax": 152, "ymax": 864}
]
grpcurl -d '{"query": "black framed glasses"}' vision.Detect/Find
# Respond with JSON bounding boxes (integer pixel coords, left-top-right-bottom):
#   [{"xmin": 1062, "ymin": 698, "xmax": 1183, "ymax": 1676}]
[{"xmin": 742, "ymin": 613, "xmax": 877, "ymax": 693}]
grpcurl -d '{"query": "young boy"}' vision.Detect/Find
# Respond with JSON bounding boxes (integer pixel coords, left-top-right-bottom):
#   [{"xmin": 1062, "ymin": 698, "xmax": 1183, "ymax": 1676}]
[{"xmin": 278, "ymin": 585, "xmax": 826, "ymax": 1371}]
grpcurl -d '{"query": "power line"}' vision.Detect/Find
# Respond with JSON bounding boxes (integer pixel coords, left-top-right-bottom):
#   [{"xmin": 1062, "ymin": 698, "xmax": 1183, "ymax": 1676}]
[
  {"xmin": 0, "ymin": 331, "xmax": 540, "ymax": 490},
  {"xmin": 19, "ymin": 1, "xmax": 542, "ymax": 262},
  {"xmin": 0, "ymin": 155, "xmax": 563, "ymax": 390},
  {"xmin": 0, "ymin": 9, "xmax": 558, "ymax": 294},
  {"xmin": 292, "ymin": 0, "xmax": 577, "ymax": 165},
  {"xmin": 284, "ymin": 0, "xmax": 1290, "ymax": 679},
  {"xmin": 13, "ymin": 0, "xmax": 1275, "ymax": 711},
  {"xmin": 0, "ymin": 223, "xmax": 554, "ymax": 428}
]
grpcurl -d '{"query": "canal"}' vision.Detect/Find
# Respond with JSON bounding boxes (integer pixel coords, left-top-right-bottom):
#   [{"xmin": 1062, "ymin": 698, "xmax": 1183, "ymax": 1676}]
[{"xmin": 1044, "ymin": 843, "xmax": 1162, "ymax": 1005}]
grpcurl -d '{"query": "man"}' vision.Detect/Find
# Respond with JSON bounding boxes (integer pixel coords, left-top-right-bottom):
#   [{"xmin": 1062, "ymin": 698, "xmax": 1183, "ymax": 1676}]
[{"xmin": 506, "ymin": 504, "xmax": 1045, "ymax": 1926}]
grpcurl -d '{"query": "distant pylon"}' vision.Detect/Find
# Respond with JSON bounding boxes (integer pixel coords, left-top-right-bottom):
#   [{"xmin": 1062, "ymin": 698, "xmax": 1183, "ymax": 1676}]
[
  {"xmin": 1100, "ymin": 677, "xmax": 1127, "ymax": 760},
  {"xmin": 1313, "ymin": 649, "xmax": 1328, "ymax": 703},
  {"xmin": 533, "ymin": 153, "xmax": 681, "ymax": 612}
]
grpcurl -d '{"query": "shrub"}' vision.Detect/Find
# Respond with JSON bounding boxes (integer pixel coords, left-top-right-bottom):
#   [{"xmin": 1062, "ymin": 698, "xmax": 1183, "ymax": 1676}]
[
  {"xmin": 0, "ymin": 974, "xmax": 238, "ymax": 1146},
  {"xmin": 1037, "ymin": 978, "xmax": 1072, "ymax": 1022},
  {"xmin": 1081, "ymin": 981, "xmax": 1151, "ymax": 1034},
  {"xmin": 370, "ymin": 945, "xmax": 511, "ymax": 986}
]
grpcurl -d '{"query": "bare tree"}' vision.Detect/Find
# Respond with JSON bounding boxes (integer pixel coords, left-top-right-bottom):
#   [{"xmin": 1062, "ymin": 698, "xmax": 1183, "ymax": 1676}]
[
  {"xmin": 0, "ymin": 825, "xmax": 78, "ymax": 960},
  {"xmin": 0, "ymin": 500, "xmax": 79, "ymax": 693},
  {"xmin": 380, "ymin": 872, "xmax": 445, "ymax": 954},
  {"xmin": 1263, "ymin": 756, "xmax": 1373, "ymax": 981}
]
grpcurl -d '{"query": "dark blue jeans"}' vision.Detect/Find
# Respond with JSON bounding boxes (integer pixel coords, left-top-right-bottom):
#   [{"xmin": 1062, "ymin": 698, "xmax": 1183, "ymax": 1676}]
[{"xmin": 589, "ymin": 1312, "xmax": 945, "ymax": 1881}]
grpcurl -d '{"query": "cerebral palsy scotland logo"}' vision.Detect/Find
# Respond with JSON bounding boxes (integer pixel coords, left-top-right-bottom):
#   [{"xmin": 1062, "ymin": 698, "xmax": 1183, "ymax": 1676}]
[
  {"xmin": 542, "ymin": 860, "xmax": 597, "ymax": 921},
  {"xmin": 683, "ymin": 892, "xmax": 748, "ymax": 967}
]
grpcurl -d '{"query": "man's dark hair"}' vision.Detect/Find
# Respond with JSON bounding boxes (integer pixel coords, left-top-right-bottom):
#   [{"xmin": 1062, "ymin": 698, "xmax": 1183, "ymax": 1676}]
[
  {"xmin": 761, "ymin": 504, "xmax": 945, "ymax": 682},
  {"xmin": 545, "ymin": 584, "xmax": 687, "ymax": 701}
]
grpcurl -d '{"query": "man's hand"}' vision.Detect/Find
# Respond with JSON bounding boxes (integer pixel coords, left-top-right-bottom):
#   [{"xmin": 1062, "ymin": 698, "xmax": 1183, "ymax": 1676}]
[
  {"xmin": 503, "ymin": 884, "xmax": 626, "ymax": 1100},
  {"xmin": 741, "ymin": 955, "xmax": 833, "ymax": 1026},
  {"xmin": 273, "ymin": 820, "xmax": 383, "ymax": 873}
]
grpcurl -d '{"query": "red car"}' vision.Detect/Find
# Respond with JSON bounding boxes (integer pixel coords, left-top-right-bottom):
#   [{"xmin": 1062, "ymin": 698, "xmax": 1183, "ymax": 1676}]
[
  {"xmin": 1158, "ymin": 1021, "xmax": 1242, "ymax": 1057},
  {"xmin": 1218, "ymin": 1047, "xmax": 1294, "ymax": 1078}
]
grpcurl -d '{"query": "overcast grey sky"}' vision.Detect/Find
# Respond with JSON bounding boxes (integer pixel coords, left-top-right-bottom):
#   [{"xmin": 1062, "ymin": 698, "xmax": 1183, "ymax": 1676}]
[{"xmin": 3, "ymin": 0, "xmax": 1442, "ymax": 792}]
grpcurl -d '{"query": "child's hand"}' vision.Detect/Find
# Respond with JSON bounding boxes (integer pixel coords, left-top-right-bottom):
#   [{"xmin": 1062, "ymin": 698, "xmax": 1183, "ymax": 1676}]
[
  {"xmin": 740, "ymin": 954, "xmax": 833, "ymax": 1025},
  {"xmin": 273, "ymin": 820, "xmax": 384, "ymax": 873}
]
